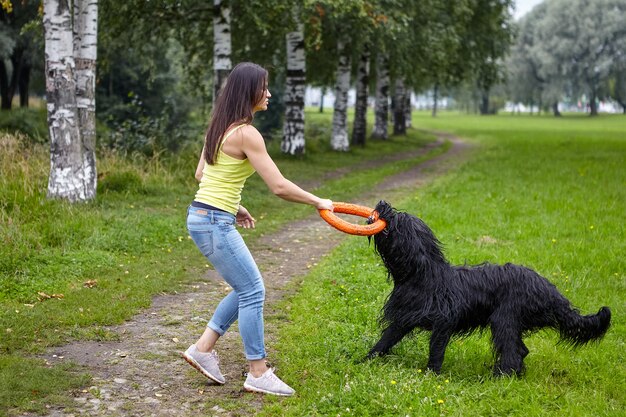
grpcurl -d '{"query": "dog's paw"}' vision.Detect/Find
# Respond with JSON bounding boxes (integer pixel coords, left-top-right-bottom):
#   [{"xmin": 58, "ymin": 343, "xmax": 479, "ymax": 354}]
[
  {"xmin": 426, "ymin": 364, "xmax": 442, "ymax": 374},
  {"xmin": 363, "ymin": 351, "xmax": 383, "ymax": 361},
  {"xmin": 492, "ymin": 366, "xmax": 524, "ymax": 378}
]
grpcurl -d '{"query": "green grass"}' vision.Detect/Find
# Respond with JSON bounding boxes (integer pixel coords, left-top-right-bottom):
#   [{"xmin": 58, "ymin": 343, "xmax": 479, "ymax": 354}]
[
  {"xmin": 0, "ymin": 355, "xmax": 90, "ymax": 416},
  {"xmin": 0, "ymin": 109, "xmax": 439, "ymax": 415},
  {"xmin": 266, "ymin": 112, "xmax": 625, "ymax": 416}
]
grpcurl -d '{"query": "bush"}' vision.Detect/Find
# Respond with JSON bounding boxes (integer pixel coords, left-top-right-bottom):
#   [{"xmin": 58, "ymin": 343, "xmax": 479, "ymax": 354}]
[
  {"xmin": 0, "ymin": 108, "xmax": 48, "ymax": 143},
  {"xmin": 97, "ymin": 170, "xmax": 143, "ymax": 193},
  {"xmin": 98, "ymin": 93, "xmax": 199, "ymax": 155}
]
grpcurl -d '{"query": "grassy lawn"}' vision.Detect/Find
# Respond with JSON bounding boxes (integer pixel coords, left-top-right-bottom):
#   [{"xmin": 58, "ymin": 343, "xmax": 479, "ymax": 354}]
[
  {"xmin": 264, "ymin": 112, "xmax": 625, "ymax": 416},
  {"xmin": 0, "ymin": 110, "xmax": 440, "ymax": 416}
]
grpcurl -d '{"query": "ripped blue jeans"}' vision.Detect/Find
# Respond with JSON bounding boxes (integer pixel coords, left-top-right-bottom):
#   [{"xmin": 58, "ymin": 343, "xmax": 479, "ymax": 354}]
[{"xmin": 186, "ymin": 205, "xmax": 266, "ymax": 360}]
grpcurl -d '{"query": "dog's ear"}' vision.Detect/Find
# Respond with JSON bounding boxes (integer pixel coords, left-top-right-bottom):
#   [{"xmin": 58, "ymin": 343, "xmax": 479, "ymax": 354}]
[
  {"xmin": 375, "ymin": 200, "xmax": 389, "ymax": 212},
  {"xmin": 375, "ymin": 200, "xmax": 394, "ymax": 220}
]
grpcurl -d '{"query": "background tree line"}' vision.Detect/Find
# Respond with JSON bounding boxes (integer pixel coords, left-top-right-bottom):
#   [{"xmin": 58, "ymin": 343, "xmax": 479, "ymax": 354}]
[
  {"xmin": 506, "ymin": 0, "xmax": 626, "ymax": 116},
  {"xmin": 1, "ymin": 0, "xmax": 625, "ymax": 202}
]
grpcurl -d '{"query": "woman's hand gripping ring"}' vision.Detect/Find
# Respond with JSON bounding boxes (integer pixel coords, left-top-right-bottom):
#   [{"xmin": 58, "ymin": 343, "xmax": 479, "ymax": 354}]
[{"xmin": 318, "ymin": 202, "xmax": 386, "ymax": 236}]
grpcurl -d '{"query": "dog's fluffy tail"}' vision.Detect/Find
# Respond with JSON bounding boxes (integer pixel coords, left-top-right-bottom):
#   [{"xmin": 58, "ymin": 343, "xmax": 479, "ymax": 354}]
[{"xmin": 555, "ymin": 306, "xmax": 611, "ymax": 346}]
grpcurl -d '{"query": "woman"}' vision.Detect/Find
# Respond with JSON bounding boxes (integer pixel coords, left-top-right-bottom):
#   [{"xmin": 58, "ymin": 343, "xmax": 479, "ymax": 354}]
[{"xmin": 182, "ymin": 62, "xmax": 333, "ymax": 396}]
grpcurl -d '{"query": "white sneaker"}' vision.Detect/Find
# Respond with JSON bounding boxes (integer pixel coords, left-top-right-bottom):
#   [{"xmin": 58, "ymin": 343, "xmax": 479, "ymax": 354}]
[
  {"xmin": 243, "ymin": 368, "xmax": 295, "ymax": 396},
  {"xmin": 181, "ymin": 344, "xmax": 226, "ymax": 384}
]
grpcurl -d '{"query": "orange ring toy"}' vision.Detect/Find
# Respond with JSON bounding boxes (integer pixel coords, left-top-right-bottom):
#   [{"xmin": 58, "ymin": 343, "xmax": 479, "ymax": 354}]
[{"xmin": 318, "ymin": 202, "xmax": 387, "ymax": 236}]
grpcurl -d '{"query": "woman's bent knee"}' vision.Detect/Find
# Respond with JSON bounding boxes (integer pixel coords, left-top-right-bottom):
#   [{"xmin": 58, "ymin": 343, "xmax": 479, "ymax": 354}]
[{"xmin": 238, "ymin": 278, "xmax": 265, "ymax": 305}]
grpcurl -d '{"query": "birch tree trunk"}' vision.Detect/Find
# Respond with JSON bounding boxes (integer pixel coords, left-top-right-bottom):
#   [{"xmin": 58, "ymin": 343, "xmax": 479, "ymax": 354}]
[
  {"xmin": 432, "ymin": 83, "xmax": 439, "ymax": 117},
  {"xmin": 319, "ymin": 86, "xmax": 326, "ymax": 113},
  {"xmin": 351, "ymin": 49, "xmax": 369, "ymax": 146},
  {"xmin": 393, "ymin": 78, "xmax": 406, "ymax": 135},
  {"xmin": 371, "ymin": 53, "xmax": 389, "ymax": 140},
  {"xmin": 281, "ymin": 20, "xmax": 306, "ymax": 155},
  {"xmin": 330, "ymin": 38, "xmax": 351, "ymax": 151},
  {"xmin": 44, "ymin": 0, "xmax": 94, "ymax": 202},
  {"xmin": 213, "ymin": 0, "xmax": 232, "ymax": 104},
  {"xmin": 73, "ymin": 0, "xmax": 98, "ymax": 200},
  {"xmin": 404, "ymin": 89, "xmax": 412, "ymax": 128}
]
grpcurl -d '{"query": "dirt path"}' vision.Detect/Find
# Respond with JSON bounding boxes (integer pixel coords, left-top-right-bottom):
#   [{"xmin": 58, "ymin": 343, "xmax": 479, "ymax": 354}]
[{"xmin": 31, "ymin": 132, "xmax": 472, "ymax": 417}]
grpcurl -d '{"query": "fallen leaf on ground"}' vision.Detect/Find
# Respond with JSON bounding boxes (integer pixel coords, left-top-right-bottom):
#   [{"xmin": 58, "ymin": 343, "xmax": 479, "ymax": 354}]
[{"xmin": 37, "ymin": 292, "xmax": 64, "ymax": 301}]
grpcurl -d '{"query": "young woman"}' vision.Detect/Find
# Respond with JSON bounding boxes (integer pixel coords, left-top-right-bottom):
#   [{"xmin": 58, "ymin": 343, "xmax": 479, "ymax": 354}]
[{"xmin": 182, "ymin": 62, "xmax": 333, "ymax": 396}]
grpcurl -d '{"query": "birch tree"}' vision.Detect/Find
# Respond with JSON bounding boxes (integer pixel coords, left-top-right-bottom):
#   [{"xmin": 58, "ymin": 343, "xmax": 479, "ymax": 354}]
[
  {"xmin": 351, "ymin": 48, "xmax": 369, "ymax": 146},
  {"xmin": 43, "ymin": 0, "xmax": 98, "ymax": 202},
  {"xmin": 213, "ymin": 0, "xmax": 231, "ymax": 103},
  {"xmin": 73, "ymin": 0, "xmax": 98, "ymax": 197},
  {"xmin": 281, "ymin": 15, "xmax": 306, "ymax": 155},
  {"xmin": 307, "ymin": 0, "xmax": 384, "ymax": 150},
  {"xmin": 330, "ymin": 37, "xmax": 350, "ymax": 151},
  {"xmin": 392, "ymin": 77, "xmax": 406, "ymax": 135},
  {"xmin": 371, "ymin": 52, "xmax": 389, "ymax": 140},
  {"xmin": 432, "ymin": 83, "xmax": 439, "ymax": 117},
  {"xmin": 404, "ymin": 90, "xmax": 412, "ymax": 128}
]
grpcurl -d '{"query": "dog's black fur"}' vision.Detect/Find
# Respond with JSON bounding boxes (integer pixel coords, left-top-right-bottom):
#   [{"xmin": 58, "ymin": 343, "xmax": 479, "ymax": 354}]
[{"xmin": 366, "ymin": 200, "xmax": 611, "ymax": 376}]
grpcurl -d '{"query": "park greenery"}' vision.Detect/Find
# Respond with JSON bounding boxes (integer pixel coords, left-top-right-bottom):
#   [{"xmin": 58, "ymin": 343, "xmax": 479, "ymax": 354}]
[
  {"xmin": 1, "ymin": 110, "xmax": 624, "ymax": 415},
  {"xmin": 1, "ymin": 0, "xmax": 625, "ymax": 415},
  {"xmin": 1, "ymin": 1, "xmax": 624, "ymax": 158},
  {"xmin": 0, "ymin": 1, "xmax": 502, "ymax": 151},
  {"xmin": 1, "ymin": 1, "xmax": 624, "ymax": 160}
]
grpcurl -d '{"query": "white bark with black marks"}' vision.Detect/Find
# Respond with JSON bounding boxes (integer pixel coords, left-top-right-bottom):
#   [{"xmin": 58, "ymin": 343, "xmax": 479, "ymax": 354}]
[
  {"xmin": 351, "ymin": 48, "xmax": 370, "ymax": 146},
  {"xmin": 281, "ymin": 21, "xmax": 306, "ymax": 155},
  {"xmin": 44, "ymin": 0, "xmax": 95, "ymax": 202},
  {"xmin": 372, "ymin": 53, "xmax": 389, "ymax": 140},
  {"xmin": 73, "ymin": 0, "xmax": 98, "ymax": 200},
  {"xmin": 331, "ymin": 38, "xmax": 351, "ymax": 151},
  {"xmin": 213, "ymin": 0, "xmax": 232, "ymax": 103}
]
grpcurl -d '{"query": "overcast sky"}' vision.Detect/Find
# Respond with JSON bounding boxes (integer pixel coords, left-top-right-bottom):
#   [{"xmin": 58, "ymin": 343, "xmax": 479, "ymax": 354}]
[{"xmin": 513, "ymin": 0, "xmax": 544, "ymax": 20}]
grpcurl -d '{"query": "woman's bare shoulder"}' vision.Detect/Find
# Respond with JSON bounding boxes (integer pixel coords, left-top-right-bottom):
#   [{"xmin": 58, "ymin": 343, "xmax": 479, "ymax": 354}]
[
  {"xmin": 239, "ymin": 124, "xmax": 264, "ymax": 143},
  {"xmin": 239, "ymin": 123, "xmax": 261, "ymax": 136}
]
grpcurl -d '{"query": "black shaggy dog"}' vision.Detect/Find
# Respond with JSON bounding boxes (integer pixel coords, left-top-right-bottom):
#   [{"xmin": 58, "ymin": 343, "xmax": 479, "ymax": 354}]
[{"xmin": 366, "ymin": 200, "xmax": 611, "ymax": 376}]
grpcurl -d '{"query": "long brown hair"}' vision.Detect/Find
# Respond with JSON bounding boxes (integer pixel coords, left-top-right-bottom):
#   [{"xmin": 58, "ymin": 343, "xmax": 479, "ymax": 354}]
[{"xmin": 203, "ymin": 62, "xmax": 268, "ymax": 164}]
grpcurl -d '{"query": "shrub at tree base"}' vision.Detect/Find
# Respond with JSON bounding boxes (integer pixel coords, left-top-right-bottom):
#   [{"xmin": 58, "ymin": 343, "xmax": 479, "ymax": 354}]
[
  {"xmin": 0, "ymin": 108, "xmax": 48, "ymax": 144},
  {"xmin": 97, "ymin": 171, "xmax": 144, "ymax": 193}
]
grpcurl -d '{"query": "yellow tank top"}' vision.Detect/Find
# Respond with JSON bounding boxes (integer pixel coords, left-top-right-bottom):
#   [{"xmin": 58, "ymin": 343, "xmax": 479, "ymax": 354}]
[{"xmin": 194, "ymin": 124, "xmax": 256, "ymax": 215}]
